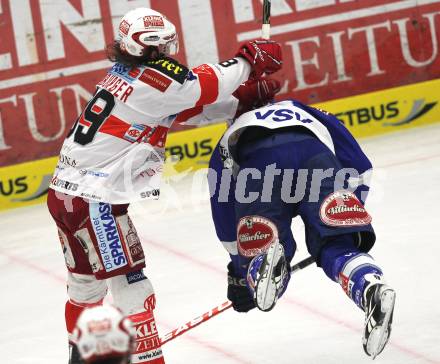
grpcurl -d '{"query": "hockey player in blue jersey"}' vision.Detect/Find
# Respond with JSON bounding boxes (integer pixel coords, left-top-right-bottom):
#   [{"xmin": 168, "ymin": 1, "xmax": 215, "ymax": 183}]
[{"xmin": 208, "ymin": 97, "xmax": 396, "ymax": 358}]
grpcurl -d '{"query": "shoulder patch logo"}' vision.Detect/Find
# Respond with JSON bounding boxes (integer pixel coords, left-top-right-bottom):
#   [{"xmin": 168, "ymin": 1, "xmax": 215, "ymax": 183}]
[
  {"xmin": 146, "ymin": 57, "xmax": 189, "ymax": 84},
  {"xmin": 320, "ymin": 191, "xmax": 372, "ymax": 227},
  {"xmin": 237, "ymin": 215, "xmax": 278, "ymax": 257},
  {"xmin": 139, "ymin": 69, "xmax": 172, "ymax": 92}
]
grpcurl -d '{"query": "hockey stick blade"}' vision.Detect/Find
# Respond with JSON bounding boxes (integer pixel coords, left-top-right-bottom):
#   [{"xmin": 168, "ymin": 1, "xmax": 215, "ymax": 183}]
[{"xmin": 160, "ymin": 255, "xmax": 315, "ymax": 345}]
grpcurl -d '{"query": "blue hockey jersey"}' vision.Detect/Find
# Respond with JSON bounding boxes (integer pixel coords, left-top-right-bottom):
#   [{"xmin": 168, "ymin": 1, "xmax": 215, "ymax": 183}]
[{"xmin": 208, "ymin": 99, "xmax": 373, "ymax": 257}]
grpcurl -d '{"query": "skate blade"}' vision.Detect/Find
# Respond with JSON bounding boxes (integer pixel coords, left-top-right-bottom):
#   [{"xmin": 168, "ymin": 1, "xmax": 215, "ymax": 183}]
[
  {"xmin": 366, "ymin": 289, "xmax": 396, "ymax": 359},
  {"xmin": 255, "ymin": 241, "xmax": 284, "ymax": 312}
]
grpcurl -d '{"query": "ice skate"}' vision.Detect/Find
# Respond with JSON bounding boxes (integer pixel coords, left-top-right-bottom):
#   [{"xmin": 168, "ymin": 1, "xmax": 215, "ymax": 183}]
[
  {"xmin": 362, "ymin": 278, "xmax": 396, "ymax": 359},
  {"xmin": 68, "ymin": 343, "xmax": 83, "ymax": 364},
  {"xmin": 247, "ymin": 240, "xmax": 290, "ymax": 312}
]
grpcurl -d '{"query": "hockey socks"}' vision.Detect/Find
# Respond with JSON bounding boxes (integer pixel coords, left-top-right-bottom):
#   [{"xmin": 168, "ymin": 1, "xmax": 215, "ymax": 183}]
[
  {"xmin": 320, "ymin": 238, "xmax": 395, "ymax": 358},
  {"xmin": 66, "ymin": 299, "xmax": 103, "ymax": 364},
  {"xmin": 65, "ymin": 299, "xmax": 103, "ymax": 337},
  {"xmin": 320, "ymin": 236, "xmax": 382, "ymax": 308},
  {"xmin": 336, "ymin": 253, "xmax": 383, "ymax": 309},
  {"xmin": 66, "ymin": 300, "xmax": 86, "ymax": 336},
  {"xmin": 129, "ymin": 311, "xmax": 165, "ymax": 364}
]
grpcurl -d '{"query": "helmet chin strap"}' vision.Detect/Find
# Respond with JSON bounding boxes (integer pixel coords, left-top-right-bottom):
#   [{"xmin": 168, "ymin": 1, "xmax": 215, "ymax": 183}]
[{"xmin": 143, "ymin": 46, "xmax": 160, "ymax": 60}]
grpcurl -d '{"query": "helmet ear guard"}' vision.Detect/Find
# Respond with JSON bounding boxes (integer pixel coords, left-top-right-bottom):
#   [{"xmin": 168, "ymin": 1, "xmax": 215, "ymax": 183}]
[{"xmin": 118, "ymin": 8, "xmax": 179, "ymax": 57}]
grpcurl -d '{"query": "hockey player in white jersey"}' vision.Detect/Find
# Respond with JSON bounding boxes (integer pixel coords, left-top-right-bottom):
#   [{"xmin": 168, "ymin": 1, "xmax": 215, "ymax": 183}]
[
  {"xmin": 209, "ymin": 99, "xmax": 396, "ymax": 359},
  {"xmin": 46, "ymin": 7, "xmax": 283, "ymax": 364}
]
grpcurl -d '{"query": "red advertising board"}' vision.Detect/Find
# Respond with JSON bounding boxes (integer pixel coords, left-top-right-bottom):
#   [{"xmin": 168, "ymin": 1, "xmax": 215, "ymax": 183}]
[{"xmin": 0, "ymin": 0, "xmax": 439, "ymax": 167}]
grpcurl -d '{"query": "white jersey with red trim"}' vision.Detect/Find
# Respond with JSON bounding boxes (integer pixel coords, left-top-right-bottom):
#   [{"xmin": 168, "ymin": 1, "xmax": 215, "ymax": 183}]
[{"xmin": 50, "ymin": 56, "xmax": 250, "ymax": 203}]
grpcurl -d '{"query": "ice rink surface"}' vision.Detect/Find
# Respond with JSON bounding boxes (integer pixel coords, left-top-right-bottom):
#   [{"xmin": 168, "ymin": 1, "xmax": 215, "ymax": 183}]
[{"xmin": 1, "ymin": 124, "xmax": 440, "ymax": 364}]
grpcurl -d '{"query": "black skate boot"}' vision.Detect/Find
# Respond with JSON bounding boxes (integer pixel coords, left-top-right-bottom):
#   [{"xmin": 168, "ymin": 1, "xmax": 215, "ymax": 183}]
[
  {"xmin": 362, "ymin": 276, "xmax": 396, "ymax": 359},
  {"xmin": 68, "ymin": 342, "xmax": 84, "ymax": 364}
]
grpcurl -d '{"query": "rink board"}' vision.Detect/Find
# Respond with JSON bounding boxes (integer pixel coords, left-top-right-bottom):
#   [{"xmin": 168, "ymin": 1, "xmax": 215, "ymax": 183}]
[
  {"xmin": 2, "ymin": 0, "xmax": 440, "ymax": 168},
  {"xmin": 0, "ymin": 79, "xmax": 439, "ymax": 212},
  {"xmin": 319, "ymin": 78, "xmax": 440, "ymax": 138}
]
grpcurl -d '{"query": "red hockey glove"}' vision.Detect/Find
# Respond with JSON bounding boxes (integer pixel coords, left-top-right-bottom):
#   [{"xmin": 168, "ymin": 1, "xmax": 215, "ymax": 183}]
[
  {"xmin": 236, "ymin": 39, "xmax": 283, "ymax": 78},
  {"xmin": 233, "ymin": 77, "xmax": 281, "ymax": 118}
]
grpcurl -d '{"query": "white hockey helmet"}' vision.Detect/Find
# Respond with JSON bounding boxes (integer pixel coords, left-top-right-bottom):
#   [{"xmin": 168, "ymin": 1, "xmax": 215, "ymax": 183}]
[
  {"xmin": 72, "ymin": 305, "xmax": 134, "ymax": 364},
  {"xmin": 118, "ymin": 8, "xmax": 179, "ymax": 57}
]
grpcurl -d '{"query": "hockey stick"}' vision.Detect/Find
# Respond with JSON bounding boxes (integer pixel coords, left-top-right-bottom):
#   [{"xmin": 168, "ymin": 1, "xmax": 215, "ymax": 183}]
[
  {"xmin": 160, "ymin": 255, "xmax": 315, "ymax": 345},
  {"xmin": 262, "ymin": 0, "xmax": 271, "ymax": 39}
]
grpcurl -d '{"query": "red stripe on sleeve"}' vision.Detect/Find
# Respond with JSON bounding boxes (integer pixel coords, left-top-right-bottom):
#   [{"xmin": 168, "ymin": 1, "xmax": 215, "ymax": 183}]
[
  {"xmin": 192, "ymin": 64, "xmax": 219, "ymax": 106},
  {"xmin": 174, "ymin": 105, "xmax": 204, "ymax": 123}
]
